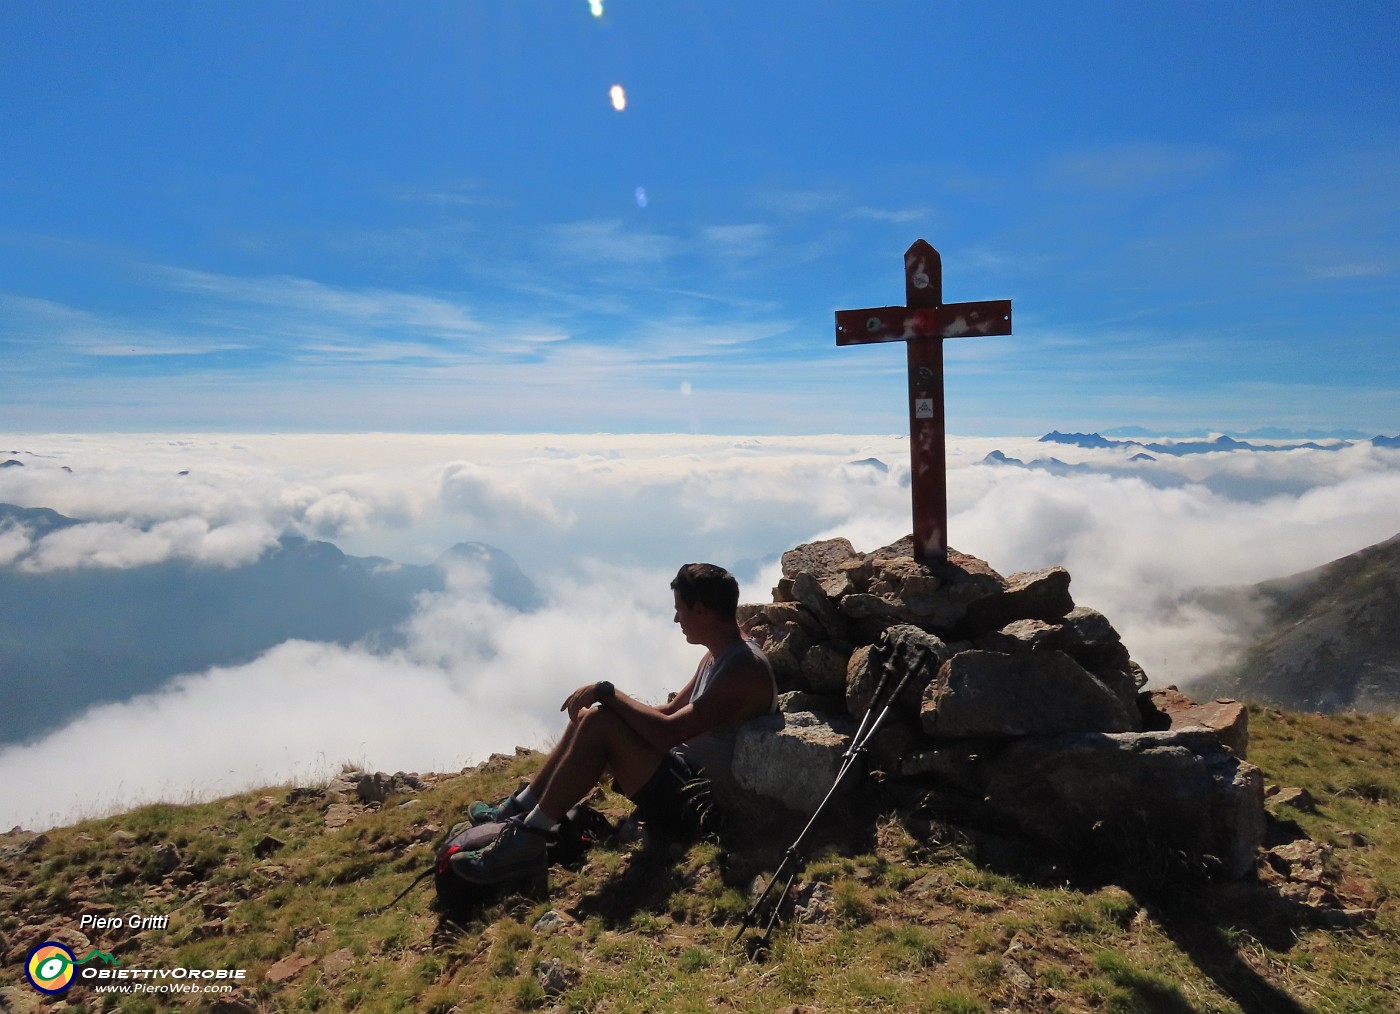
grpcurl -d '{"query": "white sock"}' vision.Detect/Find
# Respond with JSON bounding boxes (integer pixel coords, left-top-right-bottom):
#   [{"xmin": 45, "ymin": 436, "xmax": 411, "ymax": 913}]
[
  {"xmin": 523, "ymin": 806, "xmax": 558, "ymax": 833},
  {"xmin": 513, "ymin": 785, "xmax": 540, "ymax": 812}
]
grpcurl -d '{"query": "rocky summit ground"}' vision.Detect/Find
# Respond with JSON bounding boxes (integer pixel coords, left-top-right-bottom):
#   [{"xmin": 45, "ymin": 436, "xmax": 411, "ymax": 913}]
[{"xmin": 1, "ymin": 706, "xmax": 1398, "ymax": 1014}]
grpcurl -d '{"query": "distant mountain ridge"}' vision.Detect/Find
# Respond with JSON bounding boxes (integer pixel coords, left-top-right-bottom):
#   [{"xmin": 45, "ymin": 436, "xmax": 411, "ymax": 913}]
[
  {"xmin": 1037, "ymin": 430, "xmax": 1399, "ymax": 455},
  {"xmin": 1191, "ymin": 532, "xmax": 1400, "ymax": 713},
  {"xmin": 0, "ymin": 504, "xmax": 541, "ymax": 745}
]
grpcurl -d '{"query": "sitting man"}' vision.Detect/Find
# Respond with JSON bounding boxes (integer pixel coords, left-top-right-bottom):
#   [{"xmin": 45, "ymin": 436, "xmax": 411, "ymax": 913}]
[{"xmin": 455, "ymin": 562, "xmax": 777, "ymax": 884}]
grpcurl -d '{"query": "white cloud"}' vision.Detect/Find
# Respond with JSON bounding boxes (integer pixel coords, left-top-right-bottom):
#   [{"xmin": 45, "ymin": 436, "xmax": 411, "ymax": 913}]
[
  {"xmin": 439, "ymin": 461, "xmax": 572, "ymax": 530},
  {"xmin": 0, "ymin": 522, "xmax": 31, "ymax": 566},
  {"xmin": 2, "ymin": 432, "xmax": 1398, "ymax": 828},
  {"xmin": 17, "ymin": 517, "xmax": 278, "ymax": 573}
]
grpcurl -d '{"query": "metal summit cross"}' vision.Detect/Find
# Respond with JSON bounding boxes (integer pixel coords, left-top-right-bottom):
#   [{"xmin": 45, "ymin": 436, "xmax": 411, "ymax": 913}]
[{"xmin": 835, "ymin": 239, "xmax": 1013, "ymax": 565}]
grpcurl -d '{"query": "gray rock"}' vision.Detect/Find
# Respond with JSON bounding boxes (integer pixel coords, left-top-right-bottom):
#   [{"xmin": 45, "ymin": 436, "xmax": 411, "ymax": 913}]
[
  {"xmin": 758, "ymin": 622, "xmax": 812, "ymax": 691},
  {"xmin": 1141, "ymin": 687, "xmax": 1249, "ymax": 757},
  {"xmin": 980, "ymin": 729, "xmax": 1267, "ymax": 879},
  {"xmin": 922, "ymin": 650, "xmax": 1138, "ymax": 738},
  {"xmin": 781, "ymin": 538, "xmax": 860, "ymax": 582},
  {"xmin": 1267, "ymin": 786, "xmax": 1318, "ymax": 813},
  {"xmin": 793, "ymin": 881, "xmax": 835, "ymax": 924},
  {"xmin": 792, "ymin": 571, "xmax": 851, "ymax": 639},
  {"xmin": 534, "ymin": 958, "xmax": 577, "ymax": 998},
  {"xmin": 868, "ymin": 556, "xmax": 941, "ymax": 599},
  {"xmin": 733, "ymin": 710, "xmax": 856, "ymax": 814},
  {"xmin": 839, "ymin": 592, "xmax": 910, "ymax": 625},
  {"xmin": 964, "ymin": 566, "xmax": 1074, "ymax": 633},
  {"xmin": 760, "ymin": 601, "xmax": 825, "ymax": 639},
  {"xmin": 802, "ymin": 641, "xmax": 854, "ymax": 695},
  {"xmin": 976, "ymin": 618, "xmax": 1068, "ymax": 653},
  {"xmin": 778, "ymin": 690, "xmax": 846, "ymax": 715}
]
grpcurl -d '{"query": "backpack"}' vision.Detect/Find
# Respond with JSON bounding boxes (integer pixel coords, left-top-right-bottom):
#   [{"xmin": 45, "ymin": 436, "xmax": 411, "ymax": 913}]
[{"xmin": 431, "ymin": 804, "xmax": 615, "ymax": 913}]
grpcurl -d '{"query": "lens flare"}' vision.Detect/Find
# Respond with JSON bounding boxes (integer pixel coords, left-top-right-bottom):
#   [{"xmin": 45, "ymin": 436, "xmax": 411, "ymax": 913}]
[
  {"xmin": 609, "ymin": 84, "xmax": 627, "ymax": 111},
  {"xmin": 588, "ymin": 0, "xmax": 604, "ymax": 16},
  {"xmin": 635, "ymin": 186, "xmax": 648, "ymax": 208}
]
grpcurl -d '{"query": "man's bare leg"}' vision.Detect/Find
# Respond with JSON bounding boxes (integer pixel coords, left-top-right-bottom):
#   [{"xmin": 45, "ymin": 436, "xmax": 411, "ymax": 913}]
[{"xmin": 535, "ymin": 706, "xmax": 664, "ymax": 823}]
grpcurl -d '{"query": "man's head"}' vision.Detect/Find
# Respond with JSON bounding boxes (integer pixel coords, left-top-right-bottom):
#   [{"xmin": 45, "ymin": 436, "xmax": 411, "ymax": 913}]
[{"xmin": 670, "ymin": 563, "xmax": 740, "ymax": 623}]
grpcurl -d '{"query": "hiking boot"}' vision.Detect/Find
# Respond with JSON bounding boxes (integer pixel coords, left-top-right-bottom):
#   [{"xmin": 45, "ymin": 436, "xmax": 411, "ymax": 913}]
[
  {"xmin": 451, "ymin": 817, "xmax": 549, "ymax": 885},
  {"xmin": 467, "ymin": 795, "xmax": 519, "ymax": 825}
]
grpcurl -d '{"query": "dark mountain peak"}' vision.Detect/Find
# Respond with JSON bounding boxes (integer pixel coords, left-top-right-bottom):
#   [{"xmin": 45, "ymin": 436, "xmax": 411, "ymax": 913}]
[
  {"xmin": 1039, "ymin": 431, "xmax": 1117, "ymax": 448},
  {"xmin": 849, "ymin": 457, "xmax": 889, "ymax": 473},
  {"xmin": 0, "ymin": 503, "xmax": 83, "ymax": 538},
  {"xmin": 983, "ymin": 450, "xmax": 1024, "ymax": 466}
]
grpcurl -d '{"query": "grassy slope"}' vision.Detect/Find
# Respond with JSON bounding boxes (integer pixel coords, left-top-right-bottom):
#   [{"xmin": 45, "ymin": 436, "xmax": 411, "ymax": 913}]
[{"xmin": 2, "ymin": 709, "xmax": 1398, "ymax": 1014}]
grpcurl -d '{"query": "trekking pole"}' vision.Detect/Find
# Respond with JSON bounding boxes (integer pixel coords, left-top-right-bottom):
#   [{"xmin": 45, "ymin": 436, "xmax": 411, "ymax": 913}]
[{"xmin": 733, "ymin": 637, "xmax": 930, "ymax": 948}]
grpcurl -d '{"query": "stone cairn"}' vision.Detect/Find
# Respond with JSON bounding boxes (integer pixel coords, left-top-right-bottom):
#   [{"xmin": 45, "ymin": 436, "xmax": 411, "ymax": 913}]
[{"xmin": 729, "ymin": 536, "xmax": 1265, "ymax": 880}]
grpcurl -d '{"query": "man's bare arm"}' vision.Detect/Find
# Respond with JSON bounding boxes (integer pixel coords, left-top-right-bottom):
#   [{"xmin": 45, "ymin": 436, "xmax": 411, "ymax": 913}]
[{"xmin": 563, "ymin": 656, "xmax": 771, "ymax": 753}]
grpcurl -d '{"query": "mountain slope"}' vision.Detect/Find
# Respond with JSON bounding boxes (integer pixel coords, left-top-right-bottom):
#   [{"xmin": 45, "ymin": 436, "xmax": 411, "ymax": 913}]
[{"xmin": 1193, "ymin": 533, "xmax": 1400, "ymax": 712}]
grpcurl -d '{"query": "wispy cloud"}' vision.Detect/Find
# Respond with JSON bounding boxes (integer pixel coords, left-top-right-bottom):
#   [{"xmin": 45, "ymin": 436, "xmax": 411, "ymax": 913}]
[
  {"xmin": 547, "ymin": 219, "xmax": 679, "ymax": 266},
  {"xmin": 701, "ymin": 223, "xmax": 772, "ymax": 258},
  {"xmin": 1049, "ymin": 142, "xmax": 1228, "ymax": 194},
  {"xmin": 388, "ymin": 180, "xmax": 500, "ymax": 208},
  {"xmin": 846, "ymin": 205, "xmax": 931, "ymax": 224},
  {"xmin": 159, "ymin": 268, "xmax": 484, "ymax": 337}
]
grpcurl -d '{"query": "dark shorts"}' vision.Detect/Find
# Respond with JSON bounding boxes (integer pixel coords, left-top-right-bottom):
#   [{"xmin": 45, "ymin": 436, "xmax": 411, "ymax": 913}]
[{"xmin": 621, "ymin": 750, "xmax": 712, "ymax": 834}]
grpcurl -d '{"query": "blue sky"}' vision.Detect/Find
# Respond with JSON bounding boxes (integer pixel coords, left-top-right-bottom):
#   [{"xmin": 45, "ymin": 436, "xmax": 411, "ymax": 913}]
[{"xmin": 2, "ymin": 1, "xmax": 1397, "ymax": 435}]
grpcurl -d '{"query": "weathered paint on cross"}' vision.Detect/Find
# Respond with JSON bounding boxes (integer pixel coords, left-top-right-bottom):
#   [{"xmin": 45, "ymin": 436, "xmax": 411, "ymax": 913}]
[{"xmin": 835, "ymin": 240, "xmax": 1012, "ymax": 564}]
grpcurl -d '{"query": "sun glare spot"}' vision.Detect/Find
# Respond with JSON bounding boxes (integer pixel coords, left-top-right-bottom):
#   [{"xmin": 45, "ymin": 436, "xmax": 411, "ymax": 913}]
[
  {"xmin": 635, "ymin": 186, "xmax": 648, "ymax": 208},
  {"xmin": 588, "ymin": 0, "xmax": 604, "ymax": 16},
  {"xmin": 610, "ymin": 84, "xmax": 627, "ymax": 111}
]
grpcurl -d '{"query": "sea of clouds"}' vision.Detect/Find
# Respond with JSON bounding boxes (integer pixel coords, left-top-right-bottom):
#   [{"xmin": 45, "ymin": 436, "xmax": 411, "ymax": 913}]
[{"xmin": 2, "ymin": 432, "xmax": 1399, "ymax": 830}]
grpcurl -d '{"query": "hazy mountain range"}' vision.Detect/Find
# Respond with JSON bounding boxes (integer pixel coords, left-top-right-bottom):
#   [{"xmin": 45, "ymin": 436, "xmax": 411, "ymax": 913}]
[
  {"xmin": 1039, "ymin": 430, "xmax": 1400, "ymax": 454},
  {"xmin": 1191, "ymin": 532, "xmax": 1400, "ymax": 713},
  {"xmin": 0, "ymin": 504, "xmax": 540, "ymax": 746}
]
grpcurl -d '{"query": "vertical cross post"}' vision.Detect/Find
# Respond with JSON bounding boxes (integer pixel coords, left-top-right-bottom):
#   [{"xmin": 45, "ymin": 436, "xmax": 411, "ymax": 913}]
[{"xmin": 835, "ymin": 240, "xmax": 1012, "ymax": 565}]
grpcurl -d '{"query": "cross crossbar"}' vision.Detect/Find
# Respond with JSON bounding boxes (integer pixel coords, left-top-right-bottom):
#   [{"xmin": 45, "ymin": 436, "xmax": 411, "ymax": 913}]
[{"xmin": 835, "ymin": 300, "xmax": 1012, "ymax": 346}]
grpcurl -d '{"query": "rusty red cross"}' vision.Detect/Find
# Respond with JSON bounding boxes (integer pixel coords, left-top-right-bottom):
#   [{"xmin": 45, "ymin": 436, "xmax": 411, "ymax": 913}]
[{"xmin": 835, "ymin": 239, "xmax": 1012, "ymax": 564}]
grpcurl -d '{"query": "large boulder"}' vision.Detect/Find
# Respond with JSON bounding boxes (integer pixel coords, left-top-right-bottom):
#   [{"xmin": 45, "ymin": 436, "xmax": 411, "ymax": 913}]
[
  {"xmin": 963, "ymin": 567, "xmax": 1075, "ymax": 634},
  {"xmin": 978, "ymin": 729, "xmax": 1267, "ymax": 879},
  {"xmin": 1141, "ymin": 687, "xmax": 1250, "ymax": 758},
  {"xmin": 922, "ymin": 650, "xmax": 1140, "ymax": 738},
  {"xmin": 732, "ymin": 710, "xmax": 857, "ymax": 815},
  {"xmin": 779, "ymin": 538, "xmax": 861, "ymax": 601}
]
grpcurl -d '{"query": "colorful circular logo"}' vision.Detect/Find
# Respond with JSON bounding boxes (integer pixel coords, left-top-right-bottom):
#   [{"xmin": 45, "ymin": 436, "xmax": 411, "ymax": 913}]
[{"xmin": 25, "ymin": 942, "xmax": 76, "ymax": 994}]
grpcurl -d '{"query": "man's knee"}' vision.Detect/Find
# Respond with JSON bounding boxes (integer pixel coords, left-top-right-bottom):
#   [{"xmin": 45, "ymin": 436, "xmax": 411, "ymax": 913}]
[{"xmin": 578, "ymin": 704, "xmax": 645, "ymax": 744}]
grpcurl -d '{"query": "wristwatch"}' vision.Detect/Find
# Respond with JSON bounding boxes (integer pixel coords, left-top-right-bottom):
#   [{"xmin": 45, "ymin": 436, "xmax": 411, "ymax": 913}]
[{"xmin": 594, "ymin": 680, "xmax": 616, "ymax": 703}]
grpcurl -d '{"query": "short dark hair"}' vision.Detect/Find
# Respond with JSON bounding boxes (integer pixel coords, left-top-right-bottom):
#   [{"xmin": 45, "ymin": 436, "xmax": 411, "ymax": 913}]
[{"xmin": 670, "ymin": 563, "xmax": 739, "ymax": 619}]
